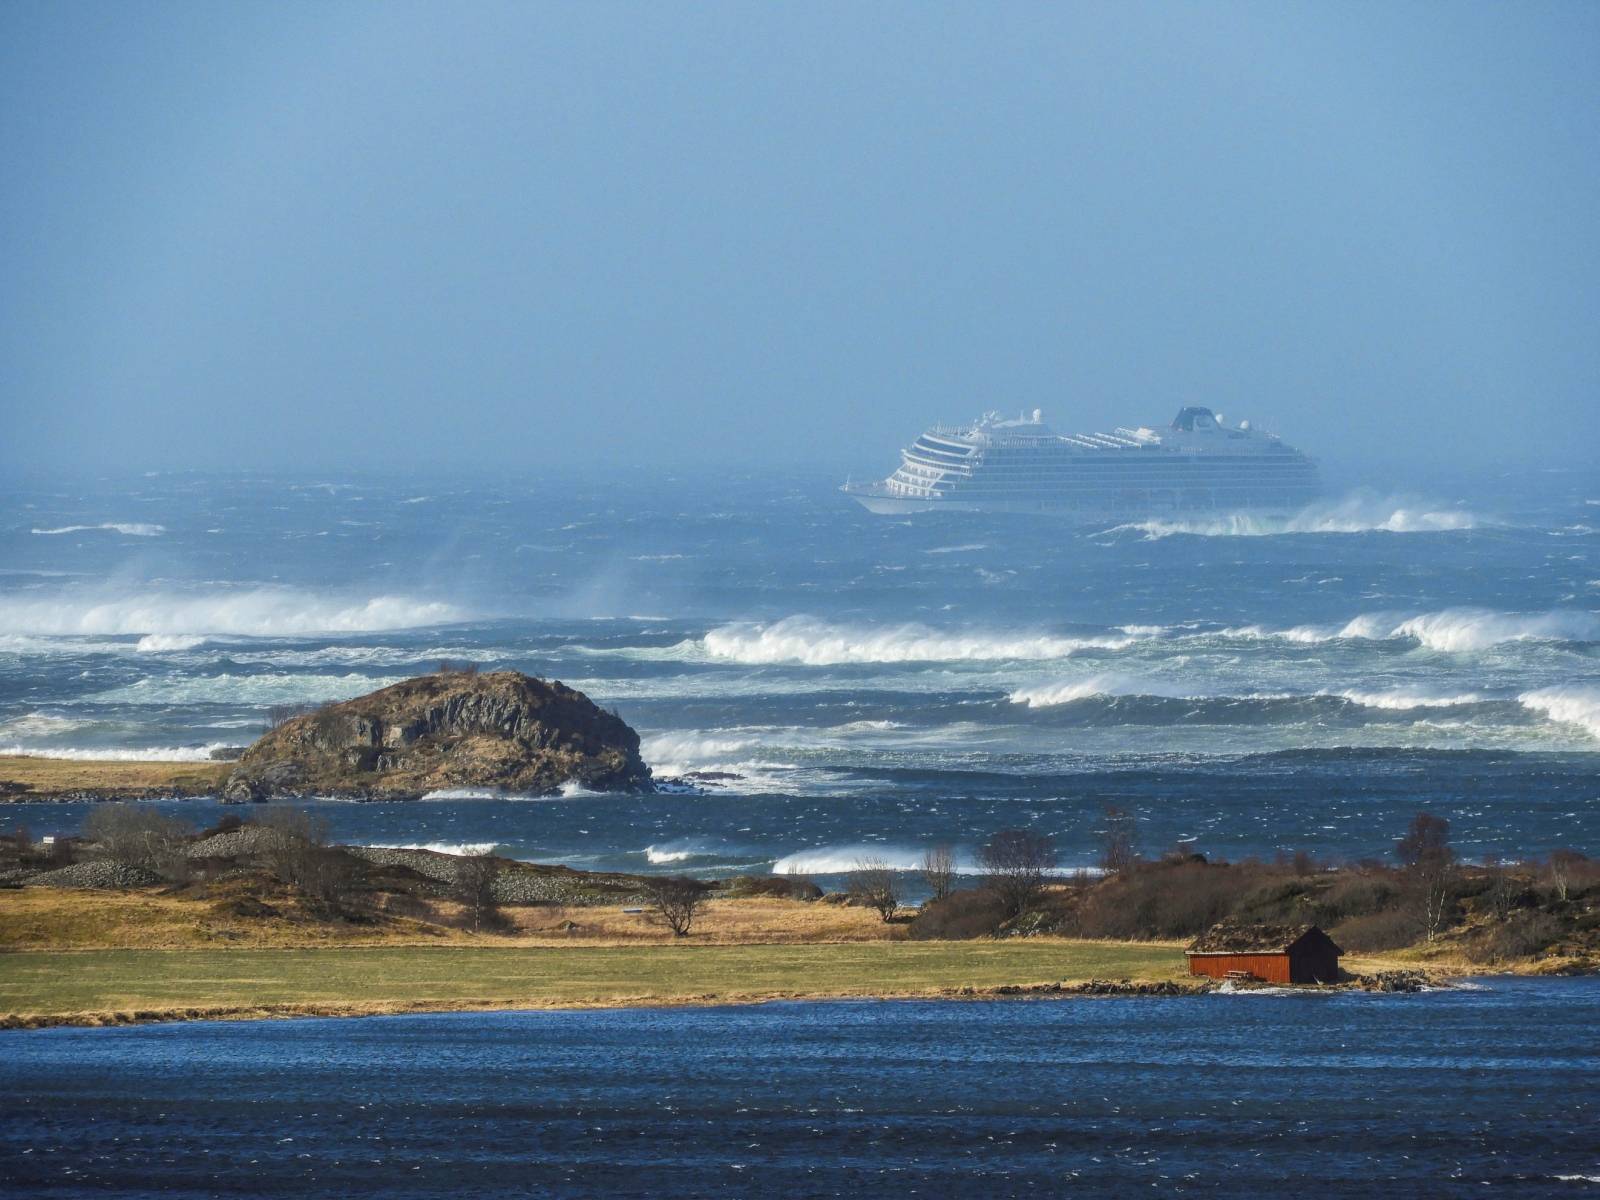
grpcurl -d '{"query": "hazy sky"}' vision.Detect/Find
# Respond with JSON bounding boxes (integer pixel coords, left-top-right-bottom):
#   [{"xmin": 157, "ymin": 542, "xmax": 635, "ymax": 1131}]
[{"xmin": 3, "ymin": 1, "xmax": 1597, "ymax": 475}]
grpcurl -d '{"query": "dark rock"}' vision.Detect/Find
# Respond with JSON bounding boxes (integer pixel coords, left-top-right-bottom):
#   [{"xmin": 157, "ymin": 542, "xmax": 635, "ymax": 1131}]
[{"xmin": 224, "ymin": 670, "xmax": 652, "ymax": 800}]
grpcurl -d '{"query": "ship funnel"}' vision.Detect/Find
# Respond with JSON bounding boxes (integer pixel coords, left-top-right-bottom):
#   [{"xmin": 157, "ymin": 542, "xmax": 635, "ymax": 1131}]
[{"xmin": 1032, "ymin": 408, "xmax": 1042, "ymax": 423}]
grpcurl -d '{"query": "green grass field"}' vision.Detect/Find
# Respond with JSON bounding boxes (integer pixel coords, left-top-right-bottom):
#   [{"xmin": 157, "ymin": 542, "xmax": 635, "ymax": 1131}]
[{"xmin": 0, "ymin": 940, "xmax": 1187, "ymax": 1022}]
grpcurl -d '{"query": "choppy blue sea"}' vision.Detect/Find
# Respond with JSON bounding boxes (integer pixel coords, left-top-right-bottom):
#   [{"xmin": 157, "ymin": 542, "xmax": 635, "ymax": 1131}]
[
  {"xmin": 2, "ymin": 979, "xmax": 1598, "ymax": 1198},
  {"xmin": 1, "ymin": 467, "xmax": 1596, "ymax": 874}
]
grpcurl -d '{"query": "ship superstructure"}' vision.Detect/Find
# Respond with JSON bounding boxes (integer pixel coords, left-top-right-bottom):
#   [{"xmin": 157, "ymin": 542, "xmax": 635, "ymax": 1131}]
[{"xmin": 842, "ymin": 407, "xmax": 1319, "ymax": 517}]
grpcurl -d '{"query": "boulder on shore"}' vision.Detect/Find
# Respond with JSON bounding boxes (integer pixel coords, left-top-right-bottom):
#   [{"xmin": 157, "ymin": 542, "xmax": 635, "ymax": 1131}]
[{"xmin": 224, "ymin": 670, "xmax": 651, "ymax": 801}]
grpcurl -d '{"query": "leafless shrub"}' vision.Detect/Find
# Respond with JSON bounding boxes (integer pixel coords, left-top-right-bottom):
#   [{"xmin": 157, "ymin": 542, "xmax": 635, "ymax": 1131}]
[
  {"xmin": 1467, "ymin": 910, "xmax": 1565, "ymax": 964},
  {"xmin": 846, "ymin": 857, "xmax": 901, "ymax": 922},
  {"xmin": 908, "ymin": 889, "xmax": 1009, "ymax": 940},
  {"xmin": 1480, "ymin": 856, "xmax": 1521, "ymax": 921},
  {"xmin": 1333, "ymin": 907, "xmax": 1419, "ymax": 952},
  {"xmin": 1396, "ymin": 812, "xmax": 1456, "ymax": 942},
  {"xmin": 645, "ymin": 875, "xmax": 710, "ymax": 937},
  {"xmin": 1546, "ymin": 849, "xmax": 1595, "ymax": 902},
  {"xmin": 436, "ymin": 660, "xmax": 479, "ymax": 676},
  {"xmin": 255, "ymin": 808, "xmax": 354, "ymax": 908},
  {"xmin": 1098, "ymin": 806, "xmax": 1137, "ymax": 875},
  {"xmin": 921, "ymin": 844, "xmax": 957, "ymax": 903},
  {"xmin": 83, "ymin": 805, "xmax": 191, "ymax": 877},
  {"xmin": 978, "ymin": 828, "xmax": 1056, "ymax": 918},
  {"xmin": 724, "ymin": 874, "xmax": 822, "ymax": 900},
  {"xmin": 452, "ymin": 856, "xmax": 504, "ymax": 932}
]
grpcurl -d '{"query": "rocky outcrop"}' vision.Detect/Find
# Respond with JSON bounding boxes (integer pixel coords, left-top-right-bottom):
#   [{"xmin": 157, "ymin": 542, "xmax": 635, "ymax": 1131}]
[{"xmin": 223, "ymin": 670, "xmax": 651, "ymax": 801}]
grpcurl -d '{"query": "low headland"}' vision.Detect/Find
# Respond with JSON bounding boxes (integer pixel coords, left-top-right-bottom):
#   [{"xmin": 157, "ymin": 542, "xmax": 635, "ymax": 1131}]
[
  {"xmin": 2, "ymin": 805, "xmax": 1595, "ymax": 1029},
  {"xmin": 3, "ymin": 670, "xmax": 1594, "ymax": 1029}
]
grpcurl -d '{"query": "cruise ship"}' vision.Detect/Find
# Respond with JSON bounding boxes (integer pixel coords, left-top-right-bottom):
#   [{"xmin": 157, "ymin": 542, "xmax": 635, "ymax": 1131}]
[{"xmin": 842, "ymin": 407, "xmax": 1320, "ymax": 517}]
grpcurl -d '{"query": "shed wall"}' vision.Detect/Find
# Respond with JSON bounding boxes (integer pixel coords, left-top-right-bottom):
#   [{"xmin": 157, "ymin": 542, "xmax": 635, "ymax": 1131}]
[{"xmin": 1185, "ymin": 953, "xmax": 1291, "ymax": 983}]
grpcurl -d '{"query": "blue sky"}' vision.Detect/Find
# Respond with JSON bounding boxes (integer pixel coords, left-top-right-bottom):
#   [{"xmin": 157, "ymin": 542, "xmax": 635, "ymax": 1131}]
[{"xmin": 2, "ymin": 1, "xmax": 1597, "ymax": 473}]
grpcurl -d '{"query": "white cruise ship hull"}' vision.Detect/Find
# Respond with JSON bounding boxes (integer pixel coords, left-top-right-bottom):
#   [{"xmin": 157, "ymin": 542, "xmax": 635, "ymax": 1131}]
[
  {"xmin": 845, "ymin": 406, "xmax": 1321, "ymax": 519},
  {"xmin": 843, "ymin": 485, "xmax": 1306, "ymax": 521}
]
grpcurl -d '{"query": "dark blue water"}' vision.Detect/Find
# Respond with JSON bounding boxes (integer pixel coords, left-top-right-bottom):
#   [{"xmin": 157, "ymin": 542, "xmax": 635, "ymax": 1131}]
[
  {"xmin": 3, "ymin": 980, "xmax": 1597, "ymax": 1197},
  {"xmin": 1, "ymin": 468, "xmax": 1596, "ymax": 872}
]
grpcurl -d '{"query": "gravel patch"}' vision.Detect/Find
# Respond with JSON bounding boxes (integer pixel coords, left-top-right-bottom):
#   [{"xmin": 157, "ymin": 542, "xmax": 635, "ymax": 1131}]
[
  {"xmin": 348, "ymin": 846, "xmax": 651, "ymax": 905},
  {"xmin": 24, "ymin": 861, "xmax": 163, "ymax": 889}
]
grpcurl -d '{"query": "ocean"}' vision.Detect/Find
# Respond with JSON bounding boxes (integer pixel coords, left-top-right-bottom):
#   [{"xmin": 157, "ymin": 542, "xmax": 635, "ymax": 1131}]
[
  {"xmin": 0, "ymin": 466, "xmax": 1596, "ymax": 878},
  {"xmin": 3, "ymin": 979, "xmax": 1598, "ymax": 1197}
]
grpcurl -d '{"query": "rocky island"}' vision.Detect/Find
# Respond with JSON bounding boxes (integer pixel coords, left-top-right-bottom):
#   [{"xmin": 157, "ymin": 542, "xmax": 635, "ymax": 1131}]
[{"xmin": 224, "ymin": 669, "xmax": 652, "ymax": 801}]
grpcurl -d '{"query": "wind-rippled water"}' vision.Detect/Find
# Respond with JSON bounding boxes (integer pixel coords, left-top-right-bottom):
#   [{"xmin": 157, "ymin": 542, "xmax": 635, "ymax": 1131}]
[
  {"xmin": 2, "ymin": 979, "xmax": 1598, "ymax": 1197},
  {"xmin": 1, "ymin": 467, "xmax": 1596, "ymax": 873}
]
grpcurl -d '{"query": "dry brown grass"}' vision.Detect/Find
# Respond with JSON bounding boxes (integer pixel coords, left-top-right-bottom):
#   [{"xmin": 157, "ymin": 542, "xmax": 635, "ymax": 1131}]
[
  {"xmin": 0, "ymin": 755, "xmax": 228, "ymax": 796},
  {"xmin": 0, "ymin": 887, "xmax": 902, "ymax": 951}
]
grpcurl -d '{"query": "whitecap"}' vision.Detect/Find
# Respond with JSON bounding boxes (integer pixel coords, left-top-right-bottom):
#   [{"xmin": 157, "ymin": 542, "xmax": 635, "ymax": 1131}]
[
  {"xmin": 30, "ymin": 522, "xmax": 165, "ymax": 537},
  {"xmin": 364, "ymin": 841, "xmax": 500, "ymax": 856},
  {"xmin": 696, "ymin": 615, "xmax": 1135, "ymax": 665},
  {"xmin": 0, "ymin": 587, "xmax": 466, "ymax": 638},
  {"xmin": 1518, "ymin": 686, "xmax": 1600, "ymax": 741},
  {"xmin": 1104, "ymin": 493, "xmax": 1483, "ymax": 539}
]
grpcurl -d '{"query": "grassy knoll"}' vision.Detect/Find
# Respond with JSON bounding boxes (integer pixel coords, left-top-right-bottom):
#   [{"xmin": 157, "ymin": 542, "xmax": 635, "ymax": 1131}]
[
  {"xmin": 0, "ymin": 940, "xmax": 1190, "ymax": 1025},
  {"xmin": 0, "ymin": 755, "xmax": 228, "ymax": 798}
]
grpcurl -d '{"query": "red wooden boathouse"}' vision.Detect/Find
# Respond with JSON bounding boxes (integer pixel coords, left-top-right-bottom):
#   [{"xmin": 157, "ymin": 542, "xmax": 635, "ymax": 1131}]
[{"xmin": 1185, "ymin": 922, "xmax": 1342, "ymax": 984}]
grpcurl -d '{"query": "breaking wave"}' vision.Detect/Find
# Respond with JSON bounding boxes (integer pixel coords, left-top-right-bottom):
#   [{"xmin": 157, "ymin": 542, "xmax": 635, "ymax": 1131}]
[
  {"xmin": 1331, "ymin": 687, "xmax": 1486, "ymax": 710},
  {"xmin": 365, "ymin": 841, "xmax": 500, "ymax": 856},
  {"xmin": 135, "ymin": 634, "xmax": 210, "ymax": 653},
  {"xmin": 31, "ymin": 522, "xmax": 165, "ymax": 537},
  {"xmin": 89, "ymin": 673, "xmax": 406, "ymax": 706},
  {"xmin": 1228, "ymin": 607, "xmax": 1599, "ymax": 652},
  {"xmin": 0, "ymin": 588, "xmax": 466, "ymax": 638},
  {"xmin": 770, "ymin": 844, "xmax": 1102, "ymax": 877},
  {"xmin": 1107, "ymin": 493, "xmax": 1482, "ymax": 539},
  {"xmin": 1518, "ymin": 686, "xmax": 1600, "ymax": 741},
  {"xmin": 1010, "ymin": 674, "xmax": 1181, "ymax": 707},
  {"xmin": 697, "ymin": 615, "xmax": 1133, "ymax": 665}
]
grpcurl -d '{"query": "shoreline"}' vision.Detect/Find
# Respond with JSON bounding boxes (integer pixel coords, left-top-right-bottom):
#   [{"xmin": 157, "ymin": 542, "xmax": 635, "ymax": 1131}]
[
  {"xmin": 0, "ymin": 937, "xmax": 1483, "ymax": 1032},
  {"xmin": 0, "ymin": 976, "xmax": 1216, "ymax": 1032}
]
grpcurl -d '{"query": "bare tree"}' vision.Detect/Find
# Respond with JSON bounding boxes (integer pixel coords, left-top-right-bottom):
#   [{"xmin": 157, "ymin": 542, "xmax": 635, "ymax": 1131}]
[
  {"xmin": 84, "ymin": 805, "xmax": 191, "ymax": 877},
  {"xmin": 1547, "ymin": 849, "xmax": 1586, "ymax": 902},
  {"xmin": 645, "ymin": 875, "xmax": 709, "ymax": 937},
  {"xmin": 1098, "ymin": 806, "xmax": 1137, "ymax": 875},
  {"xmin": 255, "ymin": 808, "xmax": 352, "ymax": 908},
  {"xmin": 847, "ymin": 857, "xmax": 901, "ymax": 922},
  {"xmin": 921, "ymin": 844, "xmax": 957, "ymax": 903},
  {"xmin": 452, "ymin": 855, "xmax": 503, "ymax": 932},
  {"xmin": 978, "ymin": 829, "xmax": 1057, "ymax": 917},
  {"xmin": 1482, "ymin": 854, "xmax": 1518, "ymax": 922},
  {"xmin": 1396, "ymin": 812, "xmax": 1456, "ymax": 942}
]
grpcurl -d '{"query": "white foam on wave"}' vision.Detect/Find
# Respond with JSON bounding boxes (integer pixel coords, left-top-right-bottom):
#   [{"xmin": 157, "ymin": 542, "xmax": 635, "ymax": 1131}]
[
  {"xmin": 0, "ymin": 743, "xmax": 230, "ymax": 762},
  {"xmin": 697, "ymin": 615, "xmax": 1134, "ymax": 665},
  {"xmin": 771, "ymin": 843, "xmax": 1104, "ymax": 877},
  {"xmin": 1518, "ymin": 686, "xmax": 1600, "ymax": 741},
  {"xmin": 0, "ymin": 713, "xmax": 91, "ymax": 738},
  {"xmin": 1226, "ymin": 607, "xmax": 1599, "ymax": 652},
  {"xmin": 136, "ymin": 634, "xmax": 209, "ymax": 653},
  {"xmin": 1333, "ymin": 687, "xmax": 1487, "ymax": 711},
  {"xmin": 89, "ymin": 673, "xmax": 406, "ymax": 706},
  {"xmin": 1106, "ymin": 493, "xmax": 1482, "ymax": 540},
  {"xmin": 1008, "ymin": 674, "xmax": 1171, "ymax": 707},
  {"xmin": 366, "ymin": 841, "xmax": 500, "ymax": 856},
  {"xmin": 31, "ymin": 522, "xmax": 165, "ymax": 537},
  {"xmin": 0, "ymin": 587, "xmax": 465, "ymax": 638},
  {"xmin": 641, "ymin": 731, "xmax": 760, "ymax": 766}
]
